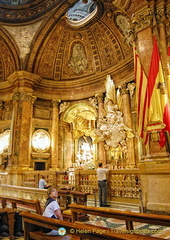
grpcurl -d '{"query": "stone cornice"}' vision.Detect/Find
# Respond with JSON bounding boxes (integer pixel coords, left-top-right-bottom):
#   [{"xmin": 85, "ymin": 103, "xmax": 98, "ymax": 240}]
[{"xmin": 7, "ymin": 71, "xmax": 42, "ymax": 91}]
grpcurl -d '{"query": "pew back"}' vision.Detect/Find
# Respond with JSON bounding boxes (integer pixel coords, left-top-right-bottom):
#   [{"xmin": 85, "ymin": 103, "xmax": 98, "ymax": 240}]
[
  {"xmin": 20, "ymin": 211, "xmax": 162, "ymax": 240},
  {"xmin": 69, "ymin": 203, "xmax": 170, "ymax": 231},
  {"xmin": 0, "ymin": 195, "xmax": 42, "ymax": 215}
]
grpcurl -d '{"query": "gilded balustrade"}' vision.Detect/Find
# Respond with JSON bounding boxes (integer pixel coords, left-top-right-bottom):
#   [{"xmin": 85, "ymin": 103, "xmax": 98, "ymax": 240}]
[
  {"xmin": 0, "ymin": 184, "xmax": 47, "ymax": 208},
  {"xmin": 56, "ymin": 169, "xmax": 141, "ymax": 199},
  {"xmin": 0, "ymin": 170, "xmax": 141, "ymax": 207}
]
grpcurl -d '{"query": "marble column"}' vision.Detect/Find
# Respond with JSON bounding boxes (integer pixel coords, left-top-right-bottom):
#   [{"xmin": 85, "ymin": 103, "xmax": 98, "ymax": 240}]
[
  {"xmin": 121, "ymin": 84, "xmax": 135, "ymax": 167},
  {"xmin": 96, "ymin": 93, "xmax": 106, "ymax": 165},
  {"xmin": 50, "ymin": 100, "xmax": 59, "ymax": 170}
]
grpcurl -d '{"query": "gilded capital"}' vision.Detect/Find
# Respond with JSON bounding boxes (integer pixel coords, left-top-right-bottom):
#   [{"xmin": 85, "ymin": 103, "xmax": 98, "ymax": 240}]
[
  {"xmin": 121, "ymin": 83, "xmax": 129, "ymax": 95},
  {"xmin": 52, "ymin": 100, "xmax": 59, "ymax": 108},
  {"xmin": 12, "ymin": 92, "xmax": 36, "ymax": 103},
  {"xmin": 95, "ymin": 93, "xmax": 104, "ymax": 103}
]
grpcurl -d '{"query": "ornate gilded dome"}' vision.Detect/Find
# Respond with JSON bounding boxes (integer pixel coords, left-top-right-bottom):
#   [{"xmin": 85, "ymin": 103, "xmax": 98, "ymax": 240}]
[{"xmin": 0, "ymin": 0, "xmax": 136, "ymax": 100}]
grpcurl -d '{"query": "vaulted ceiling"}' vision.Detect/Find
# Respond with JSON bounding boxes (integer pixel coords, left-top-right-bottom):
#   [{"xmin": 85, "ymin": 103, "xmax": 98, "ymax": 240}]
[{"xmin": 0, "ymin": 0, "xmax": 148, "ymax": 100}]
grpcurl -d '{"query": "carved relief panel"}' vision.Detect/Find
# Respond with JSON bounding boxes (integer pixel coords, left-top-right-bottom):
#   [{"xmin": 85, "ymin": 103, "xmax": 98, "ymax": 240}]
[{"xmin": 0, "ymin": 38, "xmax": 17, "ymax": 80}]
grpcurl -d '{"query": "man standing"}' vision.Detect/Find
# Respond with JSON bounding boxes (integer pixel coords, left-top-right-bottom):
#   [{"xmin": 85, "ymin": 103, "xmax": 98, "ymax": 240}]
[{"xmin": 96, "ymin": 163, "xmax": 110, "ymax": 207}]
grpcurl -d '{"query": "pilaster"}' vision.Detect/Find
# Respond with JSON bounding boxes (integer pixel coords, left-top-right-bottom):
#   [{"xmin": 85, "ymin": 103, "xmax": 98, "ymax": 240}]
[
  {"xmin": 121, "ymin": 84, "xmax": 135, "ymax": 167},
  {"xmin": 96, "ymin": 93, "xmax": 106, "ymax": 165},
  {"xmin": 7, "ymin": 71, "xmax": 40, "ymax": 170},
  {"xmin": 50, "ymin": 100, "xmax": 60, "ymax": 170}
]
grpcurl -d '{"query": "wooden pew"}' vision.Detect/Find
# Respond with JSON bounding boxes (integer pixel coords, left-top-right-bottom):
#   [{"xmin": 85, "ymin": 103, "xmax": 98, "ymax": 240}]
[
  {"xmin": 69, "ymin": 203, "xmax": 170, "ymax": 231},
  {"xmin": 20, "ymin": 211, "xmax": 162, "ymax": 240},
  {"xmin": 0, "ymin": 209, "xmax": 15, "ymax": 240},
  {"xmin": 62, "ymin": 191, "xmax": 90, "ymax": 221},
  {"xmin": 57, "ymin": 190, "xmax": 71, "ymax": 211},
  {"xmin": 0, "ymin": 195, "xmax": 42, "ymax": 214}
]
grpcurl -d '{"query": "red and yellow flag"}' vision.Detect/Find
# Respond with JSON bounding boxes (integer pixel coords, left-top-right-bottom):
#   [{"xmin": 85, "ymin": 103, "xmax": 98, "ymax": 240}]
[
  {"xmin": 147, "ymin": 36, "xmax": 170, "ymax": 147},
  {"xmin": 134, "ymin": 45, "xmax": 148, "ymax": 145}
]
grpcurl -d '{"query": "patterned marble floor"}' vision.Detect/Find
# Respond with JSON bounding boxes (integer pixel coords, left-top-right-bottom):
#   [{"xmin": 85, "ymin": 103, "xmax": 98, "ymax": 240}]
[{"xmin": 85, "ymin": 216, "xmax": 170, "ymax": 239}]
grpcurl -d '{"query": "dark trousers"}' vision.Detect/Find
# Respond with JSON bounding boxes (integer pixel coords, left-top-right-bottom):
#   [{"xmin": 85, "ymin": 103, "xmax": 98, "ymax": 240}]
[
  {"xmin": 0, "ymin": 212, "xmax": 22, "ymax": 234},
  {"xmin": 98, "ymin": 180, "xmax": 107, "ymax": 206},
  {"xmin": 14, "ymin": 212, "xmax": 23, "ymax": 233}
]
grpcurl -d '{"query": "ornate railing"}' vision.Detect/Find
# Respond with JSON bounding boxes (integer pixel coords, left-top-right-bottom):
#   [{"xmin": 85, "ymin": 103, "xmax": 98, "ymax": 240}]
[
  {"xmin": 0, "ymin": 184, "xmax": 47, "ymax": 207},
  {"xmin": 0, "ymin": 169, "xmax": 141, "ymax": 205},
  {"xmin": 60, "ymin": 169, "xmax": 141, "ymax": 199}
]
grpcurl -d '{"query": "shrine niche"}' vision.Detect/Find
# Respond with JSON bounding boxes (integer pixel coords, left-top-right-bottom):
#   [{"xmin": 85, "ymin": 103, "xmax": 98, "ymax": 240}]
[
  {"xmin": 75, "ymin": 135, "xmax": 94, "ymax": 170},
  {"xmin": 60, "ymin": 102, "xmax": 97, "ymax": 169}
]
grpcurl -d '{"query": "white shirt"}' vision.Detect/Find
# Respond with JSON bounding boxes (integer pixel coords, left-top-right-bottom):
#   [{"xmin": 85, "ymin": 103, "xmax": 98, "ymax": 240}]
[
  {"xmin": 43, "ymin": 200, "xmax": 60, "ymax": 218},
  {"xmin": 39, "ymin": 179, "xmax": 47, "ymax": 189},
  {"xmin": 96, "ymin": 167, "xmax": 108, "ymax": 181}
]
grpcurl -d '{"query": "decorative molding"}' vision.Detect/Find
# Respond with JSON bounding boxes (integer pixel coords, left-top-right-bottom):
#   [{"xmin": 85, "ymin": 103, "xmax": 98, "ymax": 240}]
[
  {"xmin": 0, "ymin": 0, "xmax": 71, "ymax": 23},
  {"xmin": 59, "ymin": 102, "xmax": 70, "ymax": 114},
  {"xmin": 132, "ymin": 5, "xmax": 170, "ymax": 33}
]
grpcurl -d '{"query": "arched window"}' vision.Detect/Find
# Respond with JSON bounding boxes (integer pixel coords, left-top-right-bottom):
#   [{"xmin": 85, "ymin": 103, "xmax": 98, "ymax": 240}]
[{"xmin": 66, "ymin": 0, "xmax": 97, "ymax": 27}]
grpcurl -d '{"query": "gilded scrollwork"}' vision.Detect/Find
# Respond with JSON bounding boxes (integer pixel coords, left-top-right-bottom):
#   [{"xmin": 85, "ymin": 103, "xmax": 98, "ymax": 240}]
[
  {"xmin": 89, "ymin": 97, "xmax": 98, "ymax": 109},
  {"xmin": 127, "ymin": 82, "xmax": 136, "ymax": 99},
  {"xmin": 132, "ymin": 5, "xmax": 170, "ymax": 34},
  {"xmin": 95, "ymin": 76, "xmax": 134, "ymax": 157},
  {"xmin": 59, "ymin": 102, "xmax": 70, "ymax": 114}
]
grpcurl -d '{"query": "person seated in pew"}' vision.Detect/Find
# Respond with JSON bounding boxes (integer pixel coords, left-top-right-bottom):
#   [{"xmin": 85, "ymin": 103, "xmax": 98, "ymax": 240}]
[
  {"xmin": 39, "ymin": 175, "xmax": 51, "ymax": 189},
  {"xmin": 43, "ymin": 186, "xmax": 63, "ymax": 236}
]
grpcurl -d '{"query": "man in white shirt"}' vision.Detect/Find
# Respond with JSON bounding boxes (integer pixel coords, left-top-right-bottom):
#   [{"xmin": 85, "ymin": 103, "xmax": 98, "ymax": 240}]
[
  {"xmin": 39, "ymin": 175, "xmax": 51, "ymax": 189},
  {"xmin": 96, "ymin": 162, "xmax": 109, "ymax": 207}
]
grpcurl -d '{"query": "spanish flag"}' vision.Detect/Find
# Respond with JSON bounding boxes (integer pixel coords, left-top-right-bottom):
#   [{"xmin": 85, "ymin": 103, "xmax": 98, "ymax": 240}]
[
  {"xmin": 134, "ymin": 45, "xmax": 148, "ymax": 145},
  {"xmin": 148, "ymin": 36, "xmax": 170, "ymax": 148}
]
